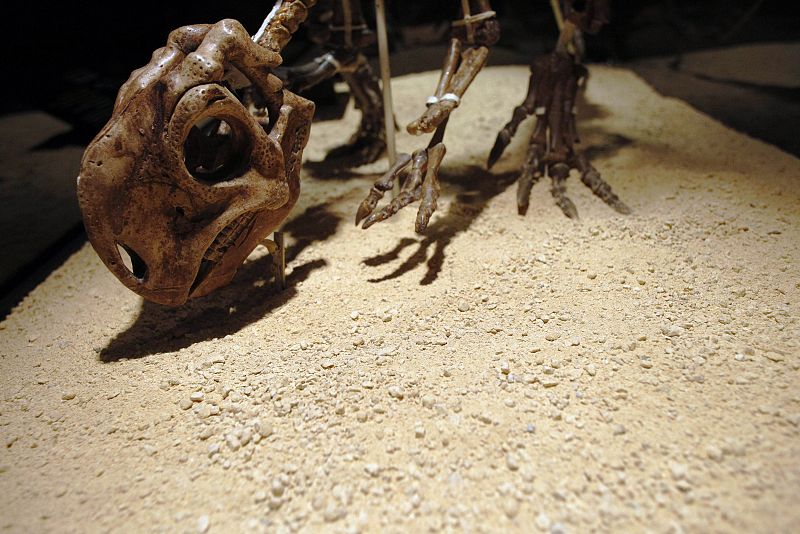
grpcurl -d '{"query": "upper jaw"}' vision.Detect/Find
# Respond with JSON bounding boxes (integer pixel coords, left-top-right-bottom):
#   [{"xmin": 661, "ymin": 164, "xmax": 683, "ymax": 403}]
[{"xmin": 187, "ymin": 211, "xmax": 257, "ymax": 299}]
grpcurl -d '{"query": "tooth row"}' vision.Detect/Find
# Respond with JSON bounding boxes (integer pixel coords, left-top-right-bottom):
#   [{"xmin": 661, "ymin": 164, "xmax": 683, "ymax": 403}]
[{"xmin": 204, "ymin": 212, "xmax": 256, "ymax": 262}]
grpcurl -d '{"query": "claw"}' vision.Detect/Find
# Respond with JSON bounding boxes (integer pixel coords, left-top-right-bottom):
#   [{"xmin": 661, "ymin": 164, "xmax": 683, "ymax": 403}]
[
  {"xmin": 576, "ymin": 156, "xmax": 631, "ymax": 216},
  {"xmin": 488, "ymin": 100, "xmax": 535, "ymax": 170},
  {"xmin": 355, "ymin": 153, "xmax": 412, "ymax": 227},
  {"xmin": 556, "ymin": 196, "xmax": 579, "ymax": 219},
  {"xmin": 487, "ymin": 131, "xmax": 511, "ymax": 170},
  {"xmin": 515, "ymin": 143, "xmax": 544, "ymax": 216},
  {"xmin": 517, "ymin": 174, "xmax": 534, "ymax": 216},
  {"xmin": 355, "ymin": 187, "xmax": 384, "ymax": 226},
  {"xmin": 361, "ymin": 189, "xmax": 420, "ymax": 230},
  {"xmin": 549, "ymin": 162, "xmax": 579, "ymax": 219},
  {"xmin": 414, "ymin": 143, "xmax": 446, "ymax": 233},
  {"xmin": 612, "ymin": 201, "xmax": 632, "ymax": 215}
]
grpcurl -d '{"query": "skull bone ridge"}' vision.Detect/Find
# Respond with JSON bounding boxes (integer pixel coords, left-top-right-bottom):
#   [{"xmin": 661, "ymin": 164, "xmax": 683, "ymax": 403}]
[{"xmin": 77, "ymin": 27, "xmax": 314, "ymax": 306}]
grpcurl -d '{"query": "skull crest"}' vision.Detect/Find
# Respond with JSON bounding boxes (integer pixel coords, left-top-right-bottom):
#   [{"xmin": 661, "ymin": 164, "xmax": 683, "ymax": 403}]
[{"xmin": 77, "ymin": 20, "xmax": 314, "ymax": 306}]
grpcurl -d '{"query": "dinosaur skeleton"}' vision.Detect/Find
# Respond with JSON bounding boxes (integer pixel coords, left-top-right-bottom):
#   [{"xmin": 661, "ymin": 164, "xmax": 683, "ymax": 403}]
[
  {"xmin": 488, "ymin": 0, "xmax": 630, "ymax": 218},
  {"xmin": 77, "ymin": 0, "xmax": 629, "ymax": 305},
  {"xmin": 77, "ymin": 2, "xmax": 317, "ymax": 306}
]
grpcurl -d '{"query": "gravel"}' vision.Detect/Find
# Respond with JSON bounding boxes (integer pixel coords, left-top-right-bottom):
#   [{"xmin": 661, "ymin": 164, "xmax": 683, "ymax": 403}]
[{"xmin": 1, "ymin": 65, "xmax": 797, "ymax": 533}]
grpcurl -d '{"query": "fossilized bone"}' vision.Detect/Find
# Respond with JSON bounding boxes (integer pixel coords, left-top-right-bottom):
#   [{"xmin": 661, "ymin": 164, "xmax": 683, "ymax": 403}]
[
  {"xmin": 77, "ymin": 2, "xmax": 316, "ymax": 306},
  {"xmin": 355, "ymin": 0, "xmax": 500, "ymax": 233},
  {"xmin": 78, "ymin": 0, "xmax": 631, "ymax": 306},
  {"xmin": 487, "ymin": 0, "xmax": 630, "ymax": 218},
  {"xmin": 277, "ymin": 0, "xmax": 386, "ymax": 168}
]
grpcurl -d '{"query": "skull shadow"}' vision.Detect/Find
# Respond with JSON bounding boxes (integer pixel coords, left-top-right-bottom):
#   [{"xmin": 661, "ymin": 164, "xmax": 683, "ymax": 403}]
[{"xmin": 98, "ymin": 202, "xmax": 341, "ymax": 361}]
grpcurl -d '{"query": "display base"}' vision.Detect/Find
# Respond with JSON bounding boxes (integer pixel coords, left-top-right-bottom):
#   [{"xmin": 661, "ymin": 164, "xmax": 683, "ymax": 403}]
[{"xmin": 1, "ymin": 66, "xmax": 798, "ymax": 532}]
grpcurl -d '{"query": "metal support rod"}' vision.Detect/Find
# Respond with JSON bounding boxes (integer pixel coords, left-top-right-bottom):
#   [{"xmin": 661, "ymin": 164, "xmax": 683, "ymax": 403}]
[
  {"xmin": 374, "ymin": 0, "xmax": 399, "ymax": 194},
  {"xmin": 342, "ymin": 0, "xmax": 353, "ymax": 48},
  {"xmin": 374, "ymin": 0, "xmax": 395, "ymax": 165},
  {"xmin": 460, "ymin": 0, "xmax": 475, "ymax": 43},
  {"xmin": 273, "ymin": 231, "xmax": 286, "ymax": 290},
  {"xmin": 550, "ymin": 0, "xmax": 579, "ymax": 57},
  {"xmin": 549, "ymin": 0, "xmax": 565, "ymax": 30}
]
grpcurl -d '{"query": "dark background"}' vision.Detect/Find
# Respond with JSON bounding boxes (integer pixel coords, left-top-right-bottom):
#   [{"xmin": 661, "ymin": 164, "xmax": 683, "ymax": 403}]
[
  {"xmin": 4, "ymin": 1, "xmax": 797, "ymax": 129},
  {"xmin": 1, "ymin": 0, "xmax": 798, "ymax": 317}
]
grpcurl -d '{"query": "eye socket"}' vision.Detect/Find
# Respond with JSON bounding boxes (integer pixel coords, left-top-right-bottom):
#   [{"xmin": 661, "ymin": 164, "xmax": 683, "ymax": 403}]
[
  {"xmin": 183, "ymin": 117, "xmax": 251, "ymax": 185},
  {"xmin": 116, "ymin": 243, "xmax": 148, "ymax": 281}
]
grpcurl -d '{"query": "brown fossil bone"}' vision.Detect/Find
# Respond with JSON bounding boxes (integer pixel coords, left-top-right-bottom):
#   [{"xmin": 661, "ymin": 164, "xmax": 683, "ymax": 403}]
[
  {"xmin": 355, "ymin": 0, "xmax": 500, "ymax": 233},
  {"xmin": 487, "ymin": 0, "xmax": 629, "ymax": 218},
  {"xmin": 78, "ymin": 6, "xmax": 316, "ymax": 306},
  {"xmin": 277, "ymin": 0, "xmax": 386, "ymax": 168}
]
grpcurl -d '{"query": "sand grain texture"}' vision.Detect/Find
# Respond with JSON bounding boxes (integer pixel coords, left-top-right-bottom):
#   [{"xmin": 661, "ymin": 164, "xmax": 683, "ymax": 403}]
[{"xmin": 1, "ymin": 66, "xmax": 798, "ymax": 533}]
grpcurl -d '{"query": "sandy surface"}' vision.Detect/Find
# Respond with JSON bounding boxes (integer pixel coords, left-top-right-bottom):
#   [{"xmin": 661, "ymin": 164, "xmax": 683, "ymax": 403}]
[
  {"xmin": 1, "ymin": 65, "xmax": 798, "ymax": 533},
  {"xmin": 676, "ymin": 43, "xmax": 800, "ymax": 89}
]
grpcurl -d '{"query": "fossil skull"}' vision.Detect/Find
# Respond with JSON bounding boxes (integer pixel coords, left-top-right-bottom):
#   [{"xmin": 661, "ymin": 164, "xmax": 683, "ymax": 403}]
[{"xmin": 77, "ymin": 20, "xmax": 314, "ymax": 306}]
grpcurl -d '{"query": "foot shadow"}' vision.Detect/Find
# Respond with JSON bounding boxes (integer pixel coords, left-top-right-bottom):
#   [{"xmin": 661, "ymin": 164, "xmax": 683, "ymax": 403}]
[
  {"xmin": 99, "ymin": 203, "xmax": 341, "ymax": 362},
  {"xmin": 581, "ymin": 131, "xmax": 634, "ymax": 160},
  {"xmin": 364, "ymin": 166, "xmax": 517, "ymax": 285},
  {"xmin": 576, "ymin": 91, "xmax": 611, "ymax": 122},
  {"xmin": 362, "ymin": 128, "xmax": 633, "ymax": 285}
]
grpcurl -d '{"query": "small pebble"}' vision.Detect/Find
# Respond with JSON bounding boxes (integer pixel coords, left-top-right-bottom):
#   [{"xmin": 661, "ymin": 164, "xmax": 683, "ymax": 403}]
[
  {"xmin": 670, "ymin": 461, "xmax": 688, "ymax": 480},
  {"xmin": 225, "ymin": 434, "xmax": 241, "ymax": 452},
  {"xmin": 506, "ymin": 453, "xmax": 520, "ymax": 471},
  {"xmin": 706, "ymin": 444, "xmax": 723, "ymax": 462},
  {"xmin": 253, "ymin": 419, "xmax": 273, "ymax": 438},
  {"xmin": 536, "ymin": 512, "xmax": 551, "ymax": 530},
  {"xmin": 661, "ymin": 325, "xmax": 683, "ymax": 337},
  {"xmin": 502, "ymin": 498, "xmax": 520, "ymax": 518},
  {"xmin": 197, "ymin": 515, "xmax": 210, "ymax": 533},
  {"xmin": 364, "ymin": 463, "xmax": 380, "ymax": 477},
  {"xmin": 271, "ymin": 478, "xmax": 285, "ymax": 497},
  {"xmin": 324, "ymin": 506, "xmax": 346, "ymax": 522}
]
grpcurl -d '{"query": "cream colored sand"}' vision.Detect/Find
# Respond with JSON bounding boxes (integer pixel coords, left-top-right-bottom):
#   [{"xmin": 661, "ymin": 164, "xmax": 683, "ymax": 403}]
[{"xmin": 1, "ymin": 66, "xmax": 798, "ymax": 533}]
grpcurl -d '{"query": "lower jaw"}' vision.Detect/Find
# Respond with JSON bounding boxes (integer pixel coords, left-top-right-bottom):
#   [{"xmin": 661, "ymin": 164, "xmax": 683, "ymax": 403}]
[{"xmin": 188, "ymin": 211, "xmax": 257, "ymax": 297}]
